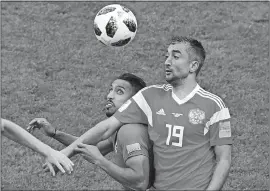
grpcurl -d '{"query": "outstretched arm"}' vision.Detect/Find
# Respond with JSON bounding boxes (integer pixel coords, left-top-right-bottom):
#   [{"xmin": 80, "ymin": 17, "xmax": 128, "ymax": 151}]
[
  {"xmin": 1, "ymin": 118, "xmax": 74, "ymax": 176},
  {"xmin": 54, "ymin": 131, "xmax": 78, "ymax": 146},
  {"xmin": 54, "ymin": 131, "xmax": 114, "ymax": 155},
  {"xmin": 62, "ymin": 116, "xmax": 123, "ymax": 158},
  {"xmin": 27, "ymin": 118, "xmax": 113, "ymax": 155},
  {"xmin": 27, "ymin": 118, "xmax": 78, "ymax": 146}
]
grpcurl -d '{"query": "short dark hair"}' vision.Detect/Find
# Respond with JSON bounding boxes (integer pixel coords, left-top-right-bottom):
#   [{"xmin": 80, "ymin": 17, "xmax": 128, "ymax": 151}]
[
  {"xmin": 116, "ymin": 73, "xmax": 146, "ymax": 94},
  {"xmin": 171, "ymin": 36, "xmax": 206, "ymax": 75}
]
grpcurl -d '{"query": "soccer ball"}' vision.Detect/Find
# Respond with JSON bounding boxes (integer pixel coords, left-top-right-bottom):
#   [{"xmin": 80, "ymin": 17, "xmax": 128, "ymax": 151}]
[{"xmin": 94, "ymin": 4, "xmax": 137, "ymax": 47}]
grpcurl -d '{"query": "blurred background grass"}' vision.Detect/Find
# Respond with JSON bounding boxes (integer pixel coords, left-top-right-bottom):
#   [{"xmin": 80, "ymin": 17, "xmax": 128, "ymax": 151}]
[{"xmin": 1, "ymin": 1, "xmax": 269, "ymax": 190}]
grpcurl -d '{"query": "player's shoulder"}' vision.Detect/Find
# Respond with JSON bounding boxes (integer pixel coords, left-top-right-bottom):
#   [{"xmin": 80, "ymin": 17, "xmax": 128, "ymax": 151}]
[
  {"xmin": 196, "ymin": 86, "xmax": 227, "ymax": 110},
  {"xmin": 117, "ymin": 123, "xmax": 148, "ymax": 140},
  {"xmin": 139, "ymin": 84, "xmax": 172, "ymax": 96},
  {"xmin": 117, "ymin": 124, "xmax": 150, "ymax": 146},
  {"xmin": 118, "ymin": 123, "xmax": 147, "ymax": 134},
  {"xmin": 142, "ymin": 84, "xmax": 172, "ymax": 91}
]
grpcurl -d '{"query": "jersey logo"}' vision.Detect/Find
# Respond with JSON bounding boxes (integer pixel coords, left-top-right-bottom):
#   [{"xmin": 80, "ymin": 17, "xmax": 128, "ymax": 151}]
[
  {"xmin": 172, "ymin": 113, "xmax": 183, "ymax": 117},
  {"xmin": 219, "ymin": 121, "xmax": 231, "ymax": 138},
  {"xmin": 188, "ymin": 108, "xmax": 205, "ymax": 124},
  {"xmin": 118, "ymin": 100, "xmax": 131, "ymax": 112},
  {"xmin": 126, "ymin": 143, "xmax": 141, "ymax": 154},
  {"xmin": 156, "ymin": 108, "xmax": 166, "ymax": 116}
]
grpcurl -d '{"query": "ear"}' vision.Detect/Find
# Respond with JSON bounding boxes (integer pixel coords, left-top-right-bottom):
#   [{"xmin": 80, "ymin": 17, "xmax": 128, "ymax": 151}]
[{"xmin": 189, "ymin": 61, "xmax": 199, "ymax": 73}]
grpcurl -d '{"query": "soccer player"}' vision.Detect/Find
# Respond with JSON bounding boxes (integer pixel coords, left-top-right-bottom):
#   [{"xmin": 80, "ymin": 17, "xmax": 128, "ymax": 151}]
[
  {"xmin": 28, "ymin": 73, "xmax": 154, "ymax": 190},
  {"xmin": 41, "ymin": 36, "xmax": 232, "ymax": 190},
  {"xmin": 1, "ymin": 118, "xmax": 74, "ymax": 176}
]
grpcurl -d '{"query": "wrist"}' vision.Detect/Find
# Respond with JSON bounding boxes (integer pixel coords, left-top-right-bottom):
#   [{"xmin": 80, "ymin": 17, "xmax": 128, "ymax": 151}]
[
  {"xmin": 49, "ymin": 128, "xmax": 57, "ymax": 138},
  {"xmin": 95, "ymin": 155, "xmax": 106, "ymax": 166},
  {"xmin": 61, "ymin": 147, "xmax": 73, "ymax": 158},
  {"xmin": 52, "ymin": 129, "xmax": 57, "ymax": 137},
  {"xmin": 41, "ymin": 145, "xmax": 53, "ymax": 157}
]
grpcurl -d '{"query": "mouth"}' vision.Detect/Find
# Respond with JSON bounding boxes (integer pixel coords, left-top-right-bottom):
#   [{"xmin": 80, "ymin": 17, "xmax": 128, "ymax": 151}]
[
  {"xmin": 165, "ymin": 69, "xmax": 172, "ymax": 75},
  {"xmin": 105, "ymin": 101, "xmax": 114, "ymax": 109}
]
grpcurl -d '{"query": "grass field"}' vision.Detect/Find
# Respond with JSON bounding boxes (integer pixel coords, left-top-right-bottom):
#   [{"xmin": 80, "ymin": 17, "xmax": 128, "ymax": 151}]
[{"xmin": 1, "ymin": 1, "xmax": 269, "ymax": 190}]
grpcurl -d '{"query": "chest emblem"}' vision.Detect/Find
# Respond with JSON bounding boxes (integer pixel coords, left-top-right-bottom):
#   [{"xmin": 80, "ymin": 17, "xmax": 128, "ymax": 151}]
[{"xmin": 188, "ymin": 108, "xmax": 205, "ymax": 124}]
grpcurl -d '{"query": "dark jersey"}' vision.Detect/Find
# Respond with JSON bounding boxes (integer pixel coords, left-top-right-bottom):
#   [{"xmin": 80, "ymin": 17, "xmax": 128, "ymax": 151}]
[
  {"xmin": 114, "ymin": 84, "xmax": 232, "ymax": 190},
  {"xmin": 110, "ymin": 124, "xmax": 154, "ymax": 190}
]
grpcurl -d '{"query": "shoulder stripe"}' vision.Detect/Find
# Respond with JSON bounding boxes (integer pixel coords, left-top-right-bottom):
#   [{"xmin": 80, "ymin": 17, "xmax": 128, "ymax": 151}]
[
  {"xmin": 132, "ymin": 91, "xmax": 153, "ymax": 127},
  {"xmin": 140, "ymin": 84, "xmax": 172, "ymax": 93},
  {"xmin": 199, "ymin": 88, "xmax": 226, "ymax": 108},
  {"xmin": 204, "ymin": 108, "xmax": 231, "ymax": 135},
  {"xmin": 197, "ymin": 89, "xmax": 226, "ymax": 109}
]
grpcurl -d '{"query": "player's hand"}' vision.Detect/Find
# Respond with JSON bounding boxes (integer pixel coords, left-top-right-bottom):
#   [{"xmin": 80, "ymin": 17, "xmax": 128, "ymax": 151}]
[
  {"xmin": 74, "ymin": 143, "xmax": 103, "ymax": 164},
  {"xmin": 42, "ymin": 148, "xmax": 73, "ymax": 174},
  {"xmin": 43, "ymin": 148, "xmax": 74, "ymax": 176},
  {"xmin": 27, "ymin": 118, "xmax": 56, "ymax": 137}
]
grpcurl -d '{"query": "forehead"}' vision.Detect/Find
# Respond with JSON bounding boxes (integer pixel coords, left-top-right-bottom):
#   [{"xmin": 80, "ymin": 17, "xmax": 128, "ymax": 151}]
[
  {"xmin": 167, "ymin": 42, "xmax": 190, "ymax": 53},
  {"xmin": 111, "ymin": 79, "xmax": 132, "ymax": 90}
]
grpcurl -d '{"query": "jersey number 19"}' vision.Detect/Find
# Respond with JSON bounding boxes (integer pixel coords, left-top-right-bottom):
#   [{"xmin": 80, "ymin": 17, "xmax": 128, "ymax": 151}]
[{"xmin": 166, "ymin": 124, "xmax": 184, "ymax": 147}]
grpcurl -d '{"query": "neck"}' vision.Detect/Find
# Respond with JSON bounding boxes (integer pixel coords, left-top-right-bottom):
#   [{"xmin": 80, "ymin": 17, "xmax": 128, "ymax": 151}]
[{"xmin": 171, "ymin": 77, "xmax": 197, "ymax": 99}]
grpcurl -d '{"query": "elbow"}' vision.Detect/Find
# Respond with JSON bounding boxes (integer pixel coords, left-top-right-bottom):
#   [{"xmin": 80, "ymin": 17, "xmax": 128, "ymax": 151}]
[
  {"xmin": 136, "ymin": 182, "xmax": 148, "ymax": 191},
  {"xmin": 134, "ymin": 174, "xmax": 149, "ymax": 190}
]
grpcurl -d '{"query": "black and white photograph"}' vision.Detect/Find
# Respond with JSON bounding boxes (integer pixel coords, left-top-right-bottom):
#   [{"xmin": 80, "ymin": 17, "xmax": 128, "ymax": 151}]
[{"xmin": 1, "ymin": 1, "xmax": 269, "ymax": 190}]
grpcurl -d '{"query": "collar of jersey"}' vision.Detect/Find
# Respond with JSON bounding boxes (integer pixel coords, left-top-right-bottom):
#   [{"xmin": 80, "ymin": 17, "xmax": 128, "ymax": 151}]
[{"xmin": 171, "ymin": 83, "xmax": 200, "ymax": 105}]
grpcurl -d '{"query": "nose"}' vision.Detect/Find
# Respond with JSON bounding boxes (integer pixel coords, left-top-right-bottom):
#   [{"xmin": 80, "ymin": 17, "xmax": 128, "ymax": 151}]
[
  {"xmin": 107, "ymin": 90, "xmax": 114, "ymax": 100},
  {"xmin": 165, "ymin": 56, "xmax": 172, "ymax": 66}
]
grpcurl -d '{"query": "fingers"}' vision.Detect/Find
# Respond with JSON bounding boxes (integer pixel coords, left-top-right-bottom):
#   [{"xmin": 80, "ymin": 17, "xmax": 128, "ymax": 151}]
[
  {"xmin": 47, "ymin": 163, "xmax": 55, "ymax": 176},
  {"xmin": 28, "ymin": 118, "xmax": 47, "ymax": 127},
  {"xmin": 26, "ymin": 125, "xmax": 34, "ymax": 133},
  {"xmin": 77, "ymin": 143, "xmax": 87, "ymax": 148},
  {"xmin": 42, "ymin": 163, "xmax": 50, "ymax": 172},
  {"xmin": 54, "ymin": 161, "xmax": 66, "ymax": 174},
  {"xmin": 29, "ymin": 118, "xmax": 39, "ymax": 126},
  {"xmin": 60, "ymin": 159, "xmax": 74, "ymax": 174},
  {"xmin": 27, "ymin": 118, "xmax": 41, "ymax": 132},
  {"xmin": 74, "ymin": 147, "xmax": 84, "ymax": 154},
  {"xmin": 57, "ymin": 157, "xmax": 74, "ymax": 174}
]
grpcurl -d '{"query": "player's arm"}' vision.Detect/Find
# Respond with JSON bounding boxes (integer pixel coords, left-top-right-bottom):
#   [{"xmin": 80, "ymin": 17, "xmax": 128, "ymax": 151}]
[
  {"xmin": 75, "ymin": 143, "xmax": 149, "ymax": 190},
  {"xmin": 2, "ymin": 118, "xmax": 54, "ymax": 156},
  {"xmin": 206, "ymin": 106, "xmax": 233, "ymax": 190},
  {"xmin": 75, "ymin": 124, "xmax": 150, "ymax": 190},
  {"xmin": 54, "ymin": 131, "xmax": 113, "ymax": 155},
  {"xmin": 27, "ymin": 118, "xmax": 114, "ymax": 155},
  {"xmin": 1, "ymin": 119, "xmax": 74, "ymax": 175},
  {"xmin": 96, "ymin": 139, "xmax": 114, "ymax": 156},
  {"xmin": 27, "ymin": 118, "xmax": 78, "ymax": 146},
  {"xmin": 62, "ymin": 116, "xmax": 123, "ymax": 158},
  {"xmin": 98, "ymin": 125, "xmax": 150, "ymax": 190},
  {"xmin": 51, "ymin": 130, "xmax": 114, "ymax": 156},
  {"xmin": 54, "ymin": 130, "xmax": 78, "ymax": 146},
  {"xmin": 206, "ymin": 145, "xmax": 231, "ymax": 191},
  {"xmin": 98, "ymin": 155, "xmax": 149, "ymax": 190}
]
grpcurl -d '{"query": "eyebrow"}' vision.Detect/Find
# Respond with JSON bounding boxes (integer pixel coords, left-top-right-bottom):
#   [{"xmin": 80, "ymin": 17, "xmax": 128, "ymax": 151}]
[
  {"xmin": 172, "ymin": 50, "xmax": 181, "ymax": 54},
  {"xmin": 115, "ymin": 85, "xmax": 126, "ymax": 90}
]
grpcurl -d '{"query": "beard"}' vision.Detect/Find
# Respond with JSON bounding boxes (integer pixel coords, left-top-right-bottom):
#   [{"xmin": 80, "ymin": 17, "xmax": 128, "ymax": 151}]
[
  {"xmin": 105, "ymin": 107, "xmax": 116, "ymax": 117},
  {"xmin": 165, "ymin": 72, "xmax": 189, "ymax": 86}
]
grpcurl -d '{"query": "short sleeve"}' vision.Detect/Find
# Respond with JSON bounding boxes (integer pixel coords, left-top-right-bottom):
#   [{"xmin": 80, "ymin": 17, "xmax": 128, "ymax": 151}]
[
  {"xmin": 114, "ymin": 91, "xmax": 151, "ymax": 125},
  {"xmin": 117, "ymin": 124, "xmax": 150, "ymax": 162},
  {"xmin": 209, "ymin": 108, "xmax": 233, "ymax": 146}
]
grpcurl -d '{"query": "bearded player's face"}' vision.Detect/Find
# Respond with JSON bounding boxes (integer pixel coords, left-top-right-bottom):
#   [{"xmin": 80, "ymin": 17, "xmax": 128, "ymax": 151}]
[
  {"xmin": 105, "ymin": 79, "xmax": 134, "ymax": 117},
  {"xmin": 164, "ymin": 42, "xmax": 191, "ymax": 84}
]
